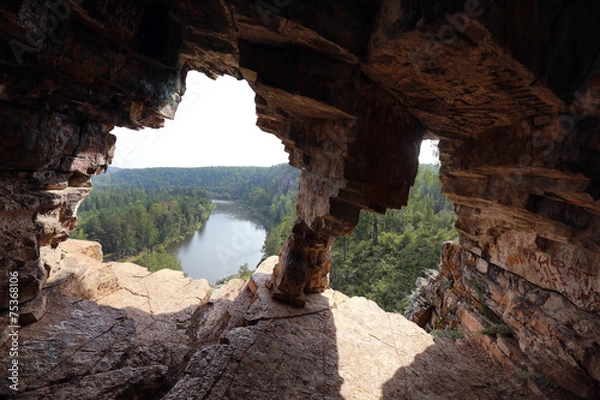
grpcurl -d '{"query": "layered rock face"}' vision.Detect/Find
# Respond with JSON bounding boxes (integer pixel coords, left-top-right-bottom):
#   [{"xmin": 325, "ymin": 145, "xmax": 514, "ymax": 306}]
[
  {"xmin": 0, "ymin": 1, "xmax": 598, "ymax": 397},
  {"xmin": 0, "ymin": 113, "xmax": 114, "ymax": 309},
  {"xmin": 408, "ymin": 243, "xmax": 600, "ymax": 398}
]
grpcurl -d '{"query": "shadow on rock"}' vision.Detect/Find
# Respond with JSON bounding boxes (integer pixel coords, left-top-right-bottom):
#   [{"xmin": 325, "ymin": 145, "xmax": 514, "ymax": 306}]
[
  {"xmin": 380, "ymin": 336, "xmax": 580, "ymax": 400},
  {"xmin": 0, "ymin": 245, "xmax": 344, "ymax": 400},
  {"xmin": 164, "ymin": 261, "xmax": 344, "ymax": 400}
]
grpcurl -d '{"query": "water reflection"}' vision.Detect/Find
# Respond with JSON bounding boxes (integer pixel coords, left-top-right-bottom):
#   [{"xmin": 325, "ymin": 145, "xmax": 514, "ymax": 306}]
[{"xmin": 169, "ymin": 200, "xmax": 266, "ymax": 284}]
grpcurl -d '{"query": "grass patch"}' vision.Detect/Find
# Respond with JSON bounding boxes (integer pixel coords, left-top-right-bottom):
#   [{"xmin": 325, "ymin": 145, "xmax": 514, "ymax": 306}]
[
  {"xmin": 215, "ymin": 263, "xmax": 254, "ymax": 285},
  {"xmin": 480, "ymin": 324, "xmax": 511, "ymax": 336},
  {"xmin": 512, "ymin": 367, "xmax": 558, "ymax": 389},
  {"xmin": 431, "ymin": 329, "xmax": 464, "ymax": 341},
  {"xmin": 440, "ymin": 278, "xmax": 454, "ymax": 288},
  {"xmin": 469, "ymin": 279, "xmax": 503, "ymax": 326}
]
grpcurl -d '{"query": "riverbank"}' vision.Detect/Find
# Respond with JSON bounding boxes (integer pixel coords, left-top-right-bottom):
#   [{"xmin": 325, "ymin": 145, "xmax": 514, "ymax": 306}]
[{"xmin": 72, "ymin": 187, "xmax": 214, "ymax": 261}]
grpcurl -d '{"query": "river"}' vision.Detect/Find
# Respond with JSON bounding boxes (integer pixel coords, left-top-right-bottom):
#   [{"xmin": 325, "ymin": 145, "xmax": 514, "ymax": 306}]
[{"xmin": 169, "ymin": 200, "xmax": 267, "ymax": 284}]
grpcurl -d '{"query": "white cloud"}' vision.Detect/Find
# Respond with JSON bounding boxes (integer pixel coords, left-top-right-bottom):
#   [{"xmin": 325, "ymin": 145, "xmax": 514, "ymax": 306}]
[
  {"xmin": 419, "ymin": 140, "xmax": 440, "ymax": 165},
  {"xmin": 112, "ymin": 72, "xmax": 289, "ymax": 168}
]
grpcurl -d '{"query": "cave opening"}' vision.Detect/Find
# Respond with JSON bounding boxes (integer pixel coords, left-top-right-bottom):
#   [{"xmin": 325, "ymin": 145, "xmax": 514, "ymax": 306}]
[
  {"xmin": 76, "ymin": 68, "xmax": 449, "ymax": 304},
  {"xmin": 329, "ymin": 139, "xmax": 459, "ymax": 314},
  {"xmin": 0, "ymin": 1, "xmax": 598, "ymax": 397},
  {"xmin": 72, "ymin": 71, "xmax": 291, "ymax": 283}
]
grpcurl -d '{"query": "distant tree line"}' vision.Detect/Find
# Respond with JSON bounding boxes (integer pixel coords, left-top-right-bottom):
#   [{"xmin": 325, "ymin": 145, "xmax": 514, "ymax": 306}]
[{"xmin": 94, "ymin": 165, "xmax": 298, "ymax": 200}]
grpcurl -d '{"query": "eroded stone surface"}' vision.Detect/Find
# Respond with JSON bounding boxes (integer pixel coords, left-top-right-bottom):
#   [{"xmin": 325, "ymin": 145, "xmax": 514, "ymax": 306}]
[
  {"xmin": 165, "ymin": 257, "xmax": 540, "ymax": 400},
  {"xmin": 2, "ymin": 251, "xmax": 559, "ymax": 399},
  {"xmin": 0, "ymin": 240, "xmax": 213, "ymax": 399},
  {"xmin": 408, "ymin": 242, "xmax": 599, "ymax": 399},
  {"xmin": 0, "ymin": 119, "xmax": 114, "ymax": 307}
]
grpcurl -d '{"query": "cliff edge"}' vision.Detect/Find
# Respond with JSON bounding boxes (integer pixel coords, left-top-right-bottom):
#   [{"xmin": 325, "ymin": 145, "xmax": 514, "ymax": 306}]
[{"xmin": 0, "ymin": 240, "xmax": 573, "ymax": 399}]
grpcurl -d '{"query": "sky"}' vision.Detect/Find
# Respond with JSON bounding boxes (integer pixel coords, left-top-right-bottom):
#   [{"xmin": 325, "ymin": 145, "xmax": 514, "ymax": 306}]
[{"xmin": 111, "ymin": 71, "xmax": 439, "ymax": 168}]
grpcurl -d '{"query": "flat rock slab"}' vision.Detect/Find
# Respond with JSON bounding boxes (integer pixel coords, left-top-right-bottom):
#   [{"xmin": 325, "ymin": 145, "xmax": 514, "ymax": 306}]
[
  {"xmin": 245, "ymin": 257, "xmax": 339, "ymax": 323},
  {"xmin": 3, "ymin": 252, "xmax": 539, "ymax": 399},
  {"xmin": 166, "ymin": 257, "xmax": 533, "ymax": 400},
  {"xmin": 59, "ymin": 239, "xmax": 104, "ymax": 261},
  {"xmin": 97, "ymin": 263, "xmax": 210, "ymax": 316}
]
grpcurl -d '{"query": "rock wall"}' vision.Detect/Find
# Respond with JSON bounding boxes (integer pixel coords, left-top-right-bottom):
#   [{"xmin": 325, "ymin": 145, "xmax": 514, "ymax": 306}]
[
  {"xmin": 0, "ymin": 1, "xmax": 598, "ymax": 397},
  {"xmin": 0, "ymin": 107, "xmax": 114, "ymax": 308},
  {"xmin": 407, "ymin": 110, "xmax": 600, "ymax": 397},
  {"xmin": 408, "ymin": 242, "xmax": 599, "ymax": 398}
]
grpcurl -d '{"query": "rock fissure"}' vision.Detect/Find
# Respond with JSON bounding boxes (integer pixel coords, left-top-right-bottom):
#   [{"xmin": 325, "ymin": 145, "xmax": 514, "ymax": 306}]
[
  {"xmin": 247, "ymin": 308, "xmax": 330, "ymax": 324},
  {"xmin": 118, "ymin": 285, "xmax": 151, "ymax": 300},
  {"xmin": 201, "ymin": 347, "xmax": 238, "ymax": 400},
  {"xmin": 142, "ymin": 282, "xmax": 154, "ymax": 315},
  {"xmin": 40, "ymin": 318, "xmax": 124, "ymax": 381},
  {"xmin": 368, "ymin": 332, "xmax": 397, "ymax": 351}
]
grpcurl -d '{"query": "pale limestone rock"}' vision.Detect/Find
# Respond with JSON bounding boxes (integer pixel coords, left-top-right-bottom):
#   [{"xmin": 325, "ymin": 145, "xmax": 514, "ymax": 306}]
[
  {"xmin": 60, "ymin": 239, "xmax": 104, "ymax": 261},
  {"xmin": 2, "ymin": 256, "xmax": 540, "ymax": 399}
]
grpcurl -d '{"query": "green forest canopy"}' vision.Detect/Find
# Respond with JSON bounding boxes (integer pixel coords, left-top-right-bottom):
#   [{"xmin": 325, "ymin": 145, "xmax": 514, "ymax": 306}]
[
  {"xmin": 329, "ymin": 164, "xmax": 457, "ymax": 313},
  {"xmin": 72, "ymin": 187, "xmax": 214, "ymax": 259}
]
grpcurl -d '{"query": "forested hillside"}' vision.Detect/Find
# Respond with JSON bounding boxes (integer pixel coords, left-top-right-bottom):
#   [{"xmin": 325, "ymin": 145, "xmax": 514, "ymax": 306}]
[
  {"xmin": 94, "ymin": 164, "xmax": 299, "ymax": 244},
  {"xmin": 73, "ymin": 163, "xmax": 457, "ymax": 311},
  {"xmin": 256, "ymin": 164, "xmax": 457, "ymax": 313},
  {"xmin": 72, "ymin": 188, "xmax": 213, "ymax": 262},
  {"xmin": 329, "ymin": 165, "xmax": 457, "ymax": 313},
  {"xmin": 92, "ymin": 164, "xmax": 298, "ymax": 199}
]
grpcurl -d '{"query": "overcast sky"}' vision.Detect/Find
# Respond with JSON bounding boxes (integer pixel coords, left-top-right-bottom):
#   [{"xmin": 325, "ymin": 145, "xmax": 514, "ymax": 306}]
[{"xmin": 111, "ymin": 71, "xmax": 438, "ymax": 168}]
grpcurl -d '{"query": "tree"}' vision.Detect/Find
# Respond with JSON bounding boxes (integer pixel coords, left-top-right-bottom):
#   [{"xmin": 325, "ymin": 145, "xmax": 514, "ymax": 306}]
[
  {"xmin": 72, "ymin": 187, "xmax": 214, "ymax": 259},
  {"xmin": 329, "ymin": 164, "xmax": 458, "ymax": 313},
  {"xmin": 137, "ymin": 251, "xmax": 183, "ymax": 273}
]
